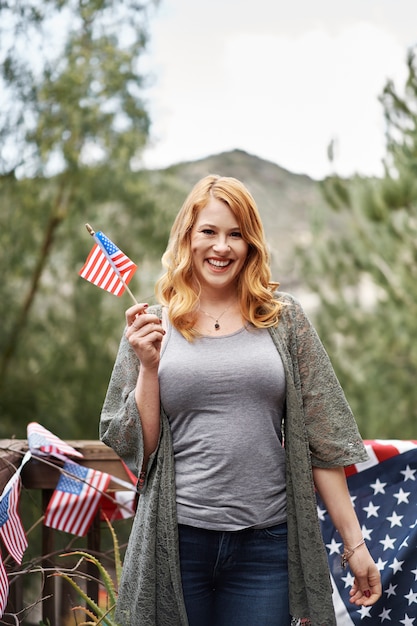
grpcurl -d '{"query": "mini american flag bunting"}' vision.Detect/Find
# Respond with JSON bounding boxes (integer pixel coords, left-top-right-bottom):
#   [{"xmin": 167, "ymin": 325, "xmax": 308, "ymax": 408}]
[
  {"xmin": 100, "ymin": 461, "xmax": 138, "ymax": 521},
  {"xmin": 0, "ymin": 452, "xmax": 30, "ymax": 620},
  {"xmin": 0, "ymin": 475, "xmax": 27, "ymax": 564},
  {"xmin": 0, "ymin": 451, "xmax": 30, "ymax": 565},
  {"xmin": 79, "ymin": 229, "xmax": 137, "ymax": 297},
  {"xmin": 317, "ymin": 440, "xmax": 417, "ymax": 625},
  {"xmin": 27, "ymin": 422, "xmax": 83, "ymax": 459},
  {"xmin": 0, "ymin": 556, "xmax": 8, "ymax": 619},
  {"xmin": 44, "ymin": 461, "xmax": 111, "ymax": 536}
]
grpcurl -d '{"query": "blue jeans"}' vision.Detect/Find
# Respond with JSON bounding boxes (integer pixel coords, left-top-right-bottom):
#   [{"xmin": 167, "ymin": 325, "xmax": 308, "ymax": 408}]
[{"xmin": 178, "ymin": 522, "xmax": 291, "ymax": 626}]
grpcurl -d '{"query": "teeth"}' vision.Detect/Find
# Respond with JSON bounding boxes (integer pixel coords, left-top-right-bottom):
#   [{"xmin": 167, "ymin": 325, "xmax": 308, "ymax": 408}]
[{"xmin": 208, "ymin": 259, "xmax": 230, "ymax": 267}]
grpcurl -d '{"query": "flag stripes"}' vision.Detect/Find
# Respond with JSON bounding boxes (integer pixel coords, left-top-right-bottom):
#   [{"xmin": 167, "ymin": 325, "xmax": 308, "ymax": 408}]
[
  {"xmin": 345, "ymin": 439, "xmax": 417, "ymax": 476},
  {"xmin": 0, "ymin": 557, "xmax": 8, "ymax": 619},
  {"xmin": 79, "ymin": 230, "xmax": 137, "ymax": 296},
  {"xmin": 44, "ymin": 462, "xmax": 111, "ymax": 536},
  {"xmin": 27, "ymin": 422, "xmax": 83, "ymax": 459},
  {"xmin": 0, "ymin": 478, "xmax": 27, "ymax": 564}
]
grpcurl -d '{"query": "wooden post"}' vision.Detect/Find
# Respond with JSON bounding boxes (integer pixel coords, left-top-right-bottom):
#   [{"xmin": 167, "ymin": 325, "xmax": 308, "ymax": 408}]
[
  {"xmin": 87, "ymin": 511, "xmax": 101, "ymax": 608},
  {"xmin": 41, "ymin": 489, "xmax": 56, "ymax": 624}
]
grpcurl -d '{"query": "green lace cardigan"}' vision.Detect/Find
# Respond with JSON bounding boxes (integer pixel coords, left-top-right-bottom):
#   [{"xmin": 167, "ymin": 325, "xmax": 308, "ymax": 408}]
[{"xmin": 100, "ymin": 292, "xmax": 368, "ymax": 625}]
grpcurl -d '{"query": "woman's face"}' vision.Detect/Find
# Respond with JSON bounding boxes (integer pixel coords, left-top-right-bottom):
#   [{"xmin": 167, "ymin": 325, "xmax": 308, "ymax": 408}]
[{"xmin": 190, "ymin": 197, "xmax": 249, "ymax": 294}]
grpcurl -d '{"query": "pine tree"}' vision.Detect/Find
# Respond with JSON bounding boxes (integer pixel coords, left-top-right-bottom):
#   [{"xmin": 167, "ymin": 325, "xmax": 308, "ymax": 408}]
[
  {"xmin": 298, "ymin": 46, "xmax": 417, "ymax": 438},
  {"xmin": 0, "ymin": 0, "xmax": 168, "ymax": 438}
]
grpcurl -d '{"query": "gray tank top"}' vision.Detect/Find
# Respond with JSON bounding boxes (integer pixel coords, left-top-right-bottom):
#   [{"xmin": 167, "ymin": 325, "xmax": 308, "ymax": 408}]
[{"xmin": 159, "ymin": 323, "xmax": 287, "ymax": 530}]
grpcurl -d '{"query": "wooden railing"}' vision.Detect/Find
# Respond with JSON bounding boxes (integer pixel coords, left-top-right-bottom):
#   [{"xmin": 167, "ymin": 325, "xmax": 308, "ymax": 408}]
[{"xmin": 0, "ymin": 439, "xmax": 134, "ymax": 626}]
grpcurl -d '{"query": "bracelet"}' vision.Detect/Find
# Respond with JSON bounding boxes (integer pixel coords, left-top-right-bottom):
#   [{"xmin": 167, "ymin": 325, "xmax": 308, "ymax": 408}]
[{"xmin": 341, "ymin": 538, "xmax": 366, "ymax": 569}]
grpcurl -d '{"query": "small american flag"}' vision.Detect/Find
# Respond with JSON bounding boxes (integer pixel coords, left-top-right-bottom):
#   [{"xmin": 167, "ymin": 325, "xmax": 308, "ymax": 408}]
[
  {"xmin": 100, "ymin": 461, "xmax": 138, "ymax": 521},
  {"xmin": 0, "ymin": 473, "xmax": 27, "ymax": 564},
  {"xmin": 0, "ymin": 556, "xmax": 9, "ymax": 619},
  {"xmin": 27, "ymin": 422, "xmax": 83, "ymax": 459},
  {"xmin": 0, "ymin": 452, "xmax": 31, "ymax": 619},
  {"xmin": 318, "ymin": 440, "xmax": 417, "ymax": 625},
  {"xmin": 79, "ymin": 230, "xmax": 137, "ymax": 296},
  {"xmin": 44, "ymin": 461, "xmax": 111, "ymax": 536}
]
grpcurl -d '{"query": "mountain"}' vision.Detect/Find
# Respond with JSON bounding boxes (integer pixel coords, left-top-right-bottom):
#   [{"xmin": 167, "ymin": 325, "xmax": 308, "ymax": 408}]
[{"xmin": 146, "ymin": 148, "xmax": 330, "ymax": 294}]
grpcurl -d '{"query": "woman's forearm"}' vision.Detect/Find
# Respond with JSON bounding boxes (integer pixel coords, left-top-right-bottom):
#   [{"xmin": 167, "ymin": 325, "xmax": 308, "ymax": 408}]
[
  {"xmin": 135, "ymin": 365, "xmax": 161, "ymax": 469},
  {"xmin": 313, "ymin": 466, "xmax": 363, "ymax": 546}
]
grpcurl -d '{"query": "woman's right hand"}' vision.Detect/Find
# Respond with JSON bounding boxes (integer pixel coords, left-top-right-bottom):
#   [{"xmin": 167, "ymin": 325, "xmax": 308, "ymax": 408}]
[{"xmin": 125, "ymin": 303, "xmax": 165, "ymax": 370}]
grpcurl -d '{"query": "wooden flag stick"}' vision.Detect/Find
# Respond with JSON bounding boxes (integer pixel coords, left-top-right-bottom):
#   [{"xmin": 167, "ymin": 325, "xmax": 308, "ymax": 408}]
[{"xmin": 85, "ymin": 224, "xmax": 139, "ymax": 305}]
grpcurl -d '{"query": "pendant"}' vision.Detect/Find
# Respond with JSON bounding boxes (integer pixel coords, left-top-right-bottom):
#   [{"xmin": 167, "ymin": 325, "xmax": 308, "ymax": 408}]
[{"xmin": 214, "ymin": 322, "xmax": 220, "ymax": 330}]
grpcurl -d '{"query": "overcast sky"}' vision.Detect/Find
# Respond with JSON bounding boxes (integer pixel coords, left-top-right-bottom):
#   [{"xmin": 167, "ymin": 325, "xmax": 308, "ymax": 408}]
[{"xmin": 140, "ymin": 0, "xmax": 417, "ymax": 180}]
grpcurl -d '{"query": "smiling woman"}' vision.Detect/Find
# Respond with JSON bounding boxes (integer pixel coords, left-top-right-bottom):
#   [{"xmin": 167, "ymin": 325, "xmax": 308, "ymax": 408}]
[
  {"xmin": 100, "ymin": 175, "xmax": 381, "ymax": 626},
  {"xmin": 155, "ymin": 175, "xmax": 281, "ymax": 340},
  {"xmin": 189, "ymin": 197, "xmax": 249, "ymax": 330}
]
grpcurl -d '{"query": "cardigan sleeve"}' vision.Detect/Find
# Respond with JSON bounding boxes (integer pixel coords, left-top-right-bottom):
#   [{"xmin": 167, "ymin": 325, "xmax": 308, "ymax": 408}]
[
  {"xmin": 279, "ymin": 293, "xmax": 368, "ymax": 468},
  {"xmin": 99, "ymin": 329, "xmax": 145, "ymax": 475},
  {"xmin": 100, "ymin": 305, "xmax": 164, "ymax": 474}
]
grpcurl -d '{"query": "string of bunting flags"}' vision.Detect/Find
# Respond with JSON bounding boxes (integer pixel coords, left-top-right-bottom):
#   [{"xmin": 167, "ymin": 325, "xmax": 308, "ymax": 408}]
[
  {"xmin": 0, "ymin": 422, "xmax": 137, "ymax": 618},
  {"xmin": 1, "ymin": 431, "xmax": 417, "ymax": 621},
  {"xmin": 0, "ymin": 228, "xmax": 138, "ymax": 616}
]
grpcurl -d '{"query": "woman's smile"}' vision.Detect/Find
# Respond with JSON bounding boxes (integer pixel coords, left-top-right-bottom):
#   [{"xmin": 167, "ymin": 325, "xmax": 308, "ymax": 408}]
[{"xmin": 191, "ymin": 197, "xmax": 248, "ymax": 292}]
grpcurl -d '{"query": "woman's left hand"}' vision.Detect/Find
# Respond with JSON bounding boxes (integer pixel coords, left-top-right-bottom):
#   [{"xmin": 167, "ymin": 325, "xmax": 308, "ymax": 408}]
[{"xmin": 347, "ymin": 547, "xmax": 382, "ymax": 606}]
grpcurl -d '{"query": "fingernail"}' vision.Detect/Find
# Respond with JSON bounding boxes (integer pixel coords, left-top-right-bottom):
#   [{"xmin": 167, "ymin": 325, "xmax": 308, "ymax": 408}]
[
  {"xmin": 364, "ymin": 590, "xmax": 371, "ymax": 598},
  {"xmin": 143, "ymin": 303, "xmax": 149, "ymax": 309}
]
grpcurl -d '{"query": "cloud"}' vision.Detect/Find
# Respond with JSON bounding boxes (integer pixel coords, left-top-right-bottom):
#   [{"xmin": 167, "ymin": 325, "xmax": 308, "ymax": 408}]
[{"xmin": 142, "ymin": 5, "xmax": 412, "ymax": 179}]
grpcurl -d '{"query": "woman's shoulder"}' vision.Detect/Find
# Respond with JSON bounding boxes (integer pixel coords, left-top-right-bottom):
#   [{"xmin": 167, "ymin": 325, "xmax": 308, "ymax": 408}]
[
  {"xmin": 272, "ymin": 291, "xmax": 312, "ymax": 330},
  {"xmin": 273, "ymin": 290, "xmax": 302, "ymax": 310}
]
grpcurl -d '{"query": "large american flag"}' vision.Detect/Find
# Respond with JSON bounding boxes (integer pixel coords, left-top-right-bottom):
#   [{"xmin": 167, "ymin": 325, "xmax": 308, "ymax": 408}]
[
  {"xmin": 79, "ymin": 230, "xmax": 137, "ymax": 296},
  {"xmin": 318, "ymin": 440, "xmax": 417, "ymax": 625},
  {"xmin": 44, "ymin": 461, "xmax": 111, "ymax": 536}
]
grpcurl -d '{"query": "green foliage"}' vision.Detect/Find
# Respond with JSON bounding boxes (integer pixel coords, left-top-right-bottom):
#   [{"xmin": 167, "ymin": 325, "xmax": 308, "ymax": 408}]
[
  {"xmin": 55, "ymin": 517, "xmax": 123, "ymax": 625},
  {"xmin": 0, "ymin": 0, "xmax": 169, "ymax": 440},
  {"xmin": 298, "ymin": 46, "xmax": 417, "ymax": 438}
]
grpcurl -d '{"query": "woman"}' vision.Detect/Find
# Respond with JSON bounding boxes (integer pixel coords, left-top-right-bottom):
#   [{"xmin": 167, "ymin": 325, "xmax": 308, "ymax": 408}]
[{"xmin": 100, "ymin": 175, "xmax": 381, "ymax": 626}]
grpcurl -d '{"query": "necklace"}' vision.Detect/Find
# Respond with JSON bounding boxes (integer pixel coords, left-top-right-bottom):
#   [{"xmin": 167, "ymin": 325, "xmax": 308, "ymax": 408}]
[{"xmin": 199, "ymin": 302, "xmax": 234, "ymax": 331}]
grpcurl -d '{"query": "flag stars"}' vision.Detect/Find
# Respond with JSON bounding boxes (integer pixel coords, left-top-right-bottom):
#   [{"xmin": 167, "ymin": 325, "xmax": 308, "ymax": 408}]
[
  {"xmin": 370, "ymin": 478, "xmax": 387, "ymax": 494},
  {"xmin": 319, "ymin": 444, "xmax": 417, "ymax": 624},
  {"xmin": 341, "ymin": 571, "xmax": 355, "ymax": 588},
  {"xmin": 326, "ymin": 538, "xmax": 342, "ymax": 555},
  {"xmin": 400, "ymin": 465, "xmax": 417, "ymax": 481},
  {"xmin": 386, "ymin": 511, "xmax": 403, "ymax": 527},
  {"xmin": 376, "ymin": 557, "xmax": 388, "ymax": 571},
  {"xmin": 380, "ymin": 534, "xmax": 397, "ymax": 551},
  {"xmin": 384, "ymin": 582, "xmax": 397, "ymax": 597},
  {"xmin": 357, "ymin": 605, "xmax": 372, "ymax": 619},
  {"xmin": 361, "ymin": 525, "xmax": 373, "ymax": 541},
  {"xmin": 363, "ymin": 501, "xmax": 380, "ymax": 518},
  {"xmin": 389, "ymin": 557, "xmax": 404, "ymax": 574},
  {"xmin": 379, "ymin": 607, "xmax": 392, "ymax": 621},
  {"xmin": 394, "ymin": 488, "xmax": 411, "ymax": 504},
  {"xmin": 317, "ymin": 505, "xmax": 326, "ymax": 521},
  {"xmin": 405, "ymin": 588, "xmax": 417, "ymax": 605}
]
